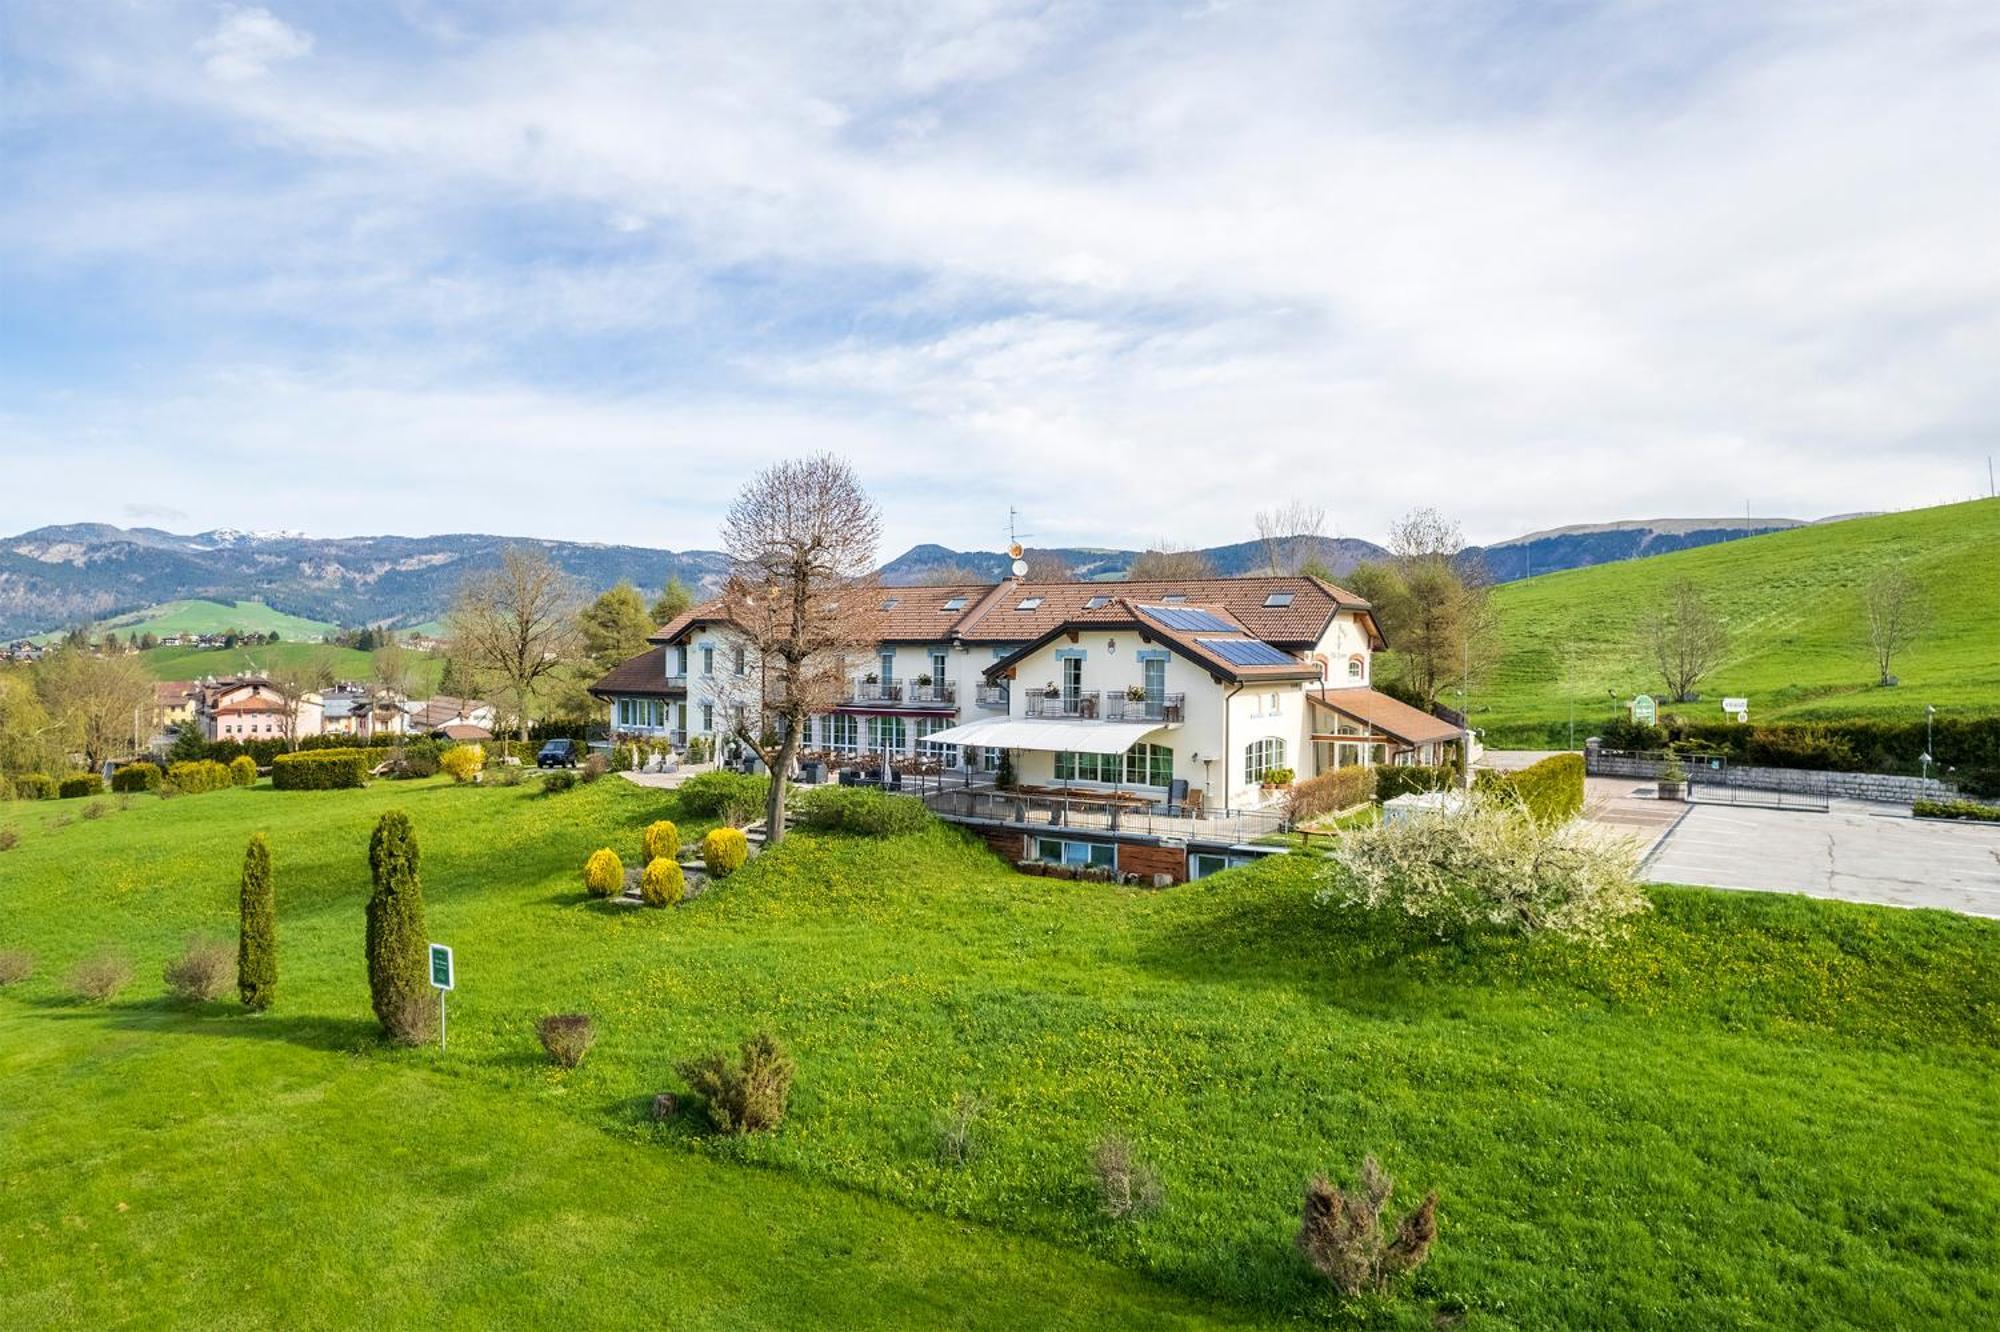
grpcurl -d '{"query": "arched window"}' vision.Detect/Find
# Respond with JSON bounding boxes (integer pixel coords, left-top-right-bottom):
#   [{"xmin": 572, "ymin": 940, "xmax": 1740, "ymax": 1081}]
[
  {"xmin": 1347, "ymin": 655, "xmax": 1365, "ymax": 681},
  {"xmin": 1244, "ymin": 737, "xmax": 1286, "ymax": 784}
]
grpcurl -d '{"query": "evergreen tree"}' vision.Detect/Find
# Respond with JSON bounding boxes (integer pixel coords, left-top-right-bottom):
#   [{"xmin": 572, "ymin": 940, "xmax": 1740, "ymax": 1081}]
[
  {"xmin": 650, "ymin": 576, "xmax": 695, "ymax": 627},
  {"xmin": 579, "ymin": 582, "xmax": 655, "ymax": 671},
  {"xmin": 237, "ymin": 833, "xmax": 277, "ymax": 1011},
  {"xmin": 365, "ymin": 811, "xmax": 428, "ymax": 1033}
]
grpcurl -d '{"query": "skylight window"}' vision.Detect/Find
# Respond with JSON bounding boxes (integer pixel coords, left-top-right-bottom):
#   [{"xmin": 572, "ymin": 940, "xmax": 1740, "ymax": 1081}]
[
  {"xmin": 1159, "ymin": 594, "xmax": 1187, "ymax": 604},
  {"xmin": 1016, "ymin": 597, "xmax": 1043, "ymax": 611},
  {"xmin": 1263, "ymin": 592, "xmax": 1295, "ymax": 608},
  {"xmin": 941, "ymin": 597, "xmax": 967, "ymax": 611},
  {"xmin": 1084, "ymin": 595, "xmax": 1111, "ymax": 610},
  {"xmin": 881, "ymin": 597, "xmax": 902, "ymax": 610}
]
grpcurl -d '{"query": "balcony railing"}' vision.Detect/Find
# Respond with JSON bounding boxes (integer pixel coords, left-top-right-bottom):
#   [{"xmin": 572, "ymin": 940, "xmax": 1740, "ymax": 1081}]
[
  {"xmin": 663, "ymin": 673, "xmax": 688, "ymax": 690},
  {"xmin": 1022, "ymin": 691, "xmax": 1184, "ymax": 723},
  {"xmin": 974, "ymin": 684, "xmax": 1010, "ymax": 710},
  {"xmin": 841, "ymin": 682, "xmax": 957, "ymax": 709}
]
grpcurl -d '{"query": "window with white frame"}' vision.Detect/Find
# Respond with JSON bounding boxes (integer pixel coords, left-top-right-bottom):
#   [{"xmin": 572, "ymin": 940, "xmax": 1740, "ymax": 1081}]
[
  {"xmin": 1032, "ymin": 837, "xmax": 1116, "ymax": 869},
  {"xmin": 1244, "ymin": 737, "xmax": 1287, "ymax": 784},
  {"xmin": 701, "ymin": 645, "xmax": 715, "ymax": 675},
  {"xmin": 916, "ymin": 716, "xmax": 957, "ymax": 765},
  {"xmin": 867, "ymin": 715, "xmax": 907, "ymax": 753},
  {"xmin": 700, "ymin": 702, "xmax": 714, "ymax": 732},
  {"xmin": 1054, "ymin": 743, "xmax": 1174, "ymax": 787},
  {"xmin": 616, "ymin": 698, "xmax": 664, "ymax": 728},
  {"xmin": 1348, "ymin": 655, "xmax": 1365, "ymax": 680},
  {"xmin": 824, "ymin": 714, "xmax": 858, "ymax": 751}
]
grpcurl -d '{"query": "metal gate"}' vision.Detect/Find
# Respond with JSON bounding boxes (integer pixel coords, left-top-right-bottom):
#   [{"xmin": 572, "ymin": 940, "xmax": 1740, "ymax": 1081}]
[{"xmin": 1686, "ymin": 756, "xmax": 1831, "ymax": 813}]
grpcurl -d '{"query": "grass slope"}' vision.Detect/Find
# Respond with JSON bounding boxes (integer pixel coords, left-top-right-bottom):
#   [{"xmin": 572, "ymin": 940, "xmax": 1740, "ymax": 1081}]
[
  {"xmin": 1, "ymin": 781, "xmax": 1996, "ymax": 1328},
  {"xmin": 90, "ymin": 598, "xmax": 337, "ymax": 642},
  {"xmin": 1477, "ymin": 498, "xmax": 2000, "ymax": 745},
  {"xmin": 136, "ymin": 642, "xmax": 443, "ymax": 693}
]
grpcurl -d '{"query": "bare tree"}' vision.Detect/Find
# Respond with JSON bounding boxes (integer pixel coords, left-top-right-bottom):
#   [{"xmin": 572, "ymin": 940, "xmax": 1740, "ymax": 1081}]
[
  {"xmin": 1637, "ymin": 578, "xmax": 1729, "ymax": 702},
  {"xmin": 1349, "ymin": 510, "xmax": 1497, "ymax": 710},
  {"xmin": 1020, "ymin": 550, "xmax": 1074, "ymax": 582},
  {"xmin": 1127, "ymin": 544, "xmax": 1217, "ymax": 581},
  {"xmin": 711, "ymin": 454, "xmax": 883, "ymax": 843},
  {"xmin": 33, "ymin": 646, "xmax": 154, "ymax": 767},
  {"xmin": 370, "ymin": 642, "xmax": 417, "ymax": 735},
  {"xmin": 268, "ymin": 648, "xmax": 339, "ymax": 750},
  {"xmin": 446, "ymin": 546, "xmax": 586, "ymax": 743},
  {"xmin": 916, "ymin": 563, "xmax": 985, "ymax": 586},
  {"xmin": 1254, "ymin": 500, "xmax": 1327, "ymax": 574},
  {"xmin": 1862, "ymin": 566, "xmax": 1931, "ymax": 686}
]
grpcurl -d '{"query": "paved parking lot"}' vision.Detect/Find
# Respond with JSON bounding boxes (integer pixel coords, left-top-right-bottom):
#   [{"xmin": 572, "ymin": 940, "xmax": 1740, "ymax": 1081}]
[{"xmin": 1643, "ymin": 800, "xmax": 2000, "ymax": 918}]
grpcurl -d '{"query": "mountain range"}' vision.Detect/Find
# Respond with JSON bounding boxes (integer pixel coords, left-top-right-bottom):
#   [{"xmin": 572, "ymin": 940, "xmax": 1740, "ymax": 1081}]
[{"xmin": 0, "ymin": 516, "xmax": 1824, "ymax": 639}]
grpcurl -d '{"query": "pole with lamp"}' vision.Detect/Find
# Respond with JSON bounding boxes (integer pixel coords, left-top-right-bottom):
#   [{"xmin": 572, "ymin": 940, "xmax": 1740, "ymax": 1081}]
[{"xmin": 1920, "ymin": 703, "xmax": 1936, "ymax": 788}]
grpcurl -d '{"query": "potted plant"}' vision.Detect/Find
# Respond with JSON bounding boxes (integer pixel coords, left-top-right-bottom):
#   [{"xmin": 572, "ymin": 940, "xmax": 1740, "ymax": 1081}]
[
  {"xmin": 863, "ymin": 671, "xmax": 879, "ymax": 685},
  {"xmin": 1657, "ymin": 755, "xmax": 1688, "ymax": 801},
  {"xmin": 1041, "ymin": 682, "xmax": 1060, "ymax": 698},
  {"xmin": 1124, "ymin": 684, "xmax": 1148, "ymax": 702},
  {"xmin": 916, "ymin": 673, "xmax": 934, "ymax": 688},
  {"xmin": 1260, "ymin": 766, "xmax": 1295, "ymax": 791}
]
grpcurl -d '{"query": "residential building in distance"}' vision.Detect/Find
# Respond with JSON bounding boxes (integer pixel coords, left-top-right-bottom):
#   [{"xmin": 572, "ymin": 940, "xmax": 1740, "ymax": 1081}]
[
  {"xmin": 153, "ymin": 681, "xmax": 199, "ymax": 732},
  {"xmin": 407, "ymin": 695, "xmax": 496, "ymax": 740},
  {"xmin": 194, "ymin": 677, "xmax": 324, "ymax": 742},
  {"xmin": 320, "ymin": 685, "xmax": 413, "ymax": 740}
]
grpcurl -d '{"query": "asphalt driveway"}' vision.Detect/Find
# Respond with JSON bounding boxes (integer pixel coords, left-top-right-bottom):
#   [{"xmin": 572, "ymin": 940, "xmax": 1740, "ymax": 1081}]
[{"xmin": 1642, "ymin": 800, "xmax": 2000, "ymax": 918}]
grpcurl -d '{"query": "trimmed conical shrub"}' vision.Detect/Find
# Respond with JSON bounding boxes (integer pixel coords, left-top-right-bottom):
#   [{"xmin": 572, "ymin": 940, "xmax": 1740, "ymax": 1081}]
[
  {"xmin": 366, "ymin": 810, "xmax": 429, "ymax": 1036},
  {"xmin": 237, "ymin": 833, "xmax": 277, "ymax": 1011}
]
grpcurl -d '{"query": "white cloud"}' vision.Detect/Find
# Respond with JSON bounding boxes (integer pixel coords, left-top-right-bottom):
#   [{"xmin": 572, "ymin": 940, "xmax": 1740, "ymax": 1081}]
[{"xmin": 196, "ymin": 7, "xmax": 312, "ymax": 82}]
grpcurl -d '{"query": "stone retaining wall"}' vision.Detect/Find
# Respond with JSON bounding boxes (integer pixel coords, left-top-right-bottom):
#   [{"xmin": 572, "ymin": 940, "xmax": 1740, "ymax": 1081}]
[{"xmin": 1584, "ymin": 744, "xmax": 1952, "ymax": 806}]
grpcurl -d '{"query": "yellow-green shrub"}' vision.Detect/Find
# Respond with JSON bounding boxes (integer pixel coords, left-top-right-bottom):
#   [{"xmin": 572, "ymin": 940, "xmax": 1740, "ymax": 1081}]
[
  {"xmin": 168, "ymin": 760, "xmax": 233, "ymax": 795},
  {"xmin": 701, "ymin": 827, "xmax": 749, "ymax": 878},
  {"xmin": 583, "ymin": 848, "xmax": 625, "ymax": 898},
  {"xmin": 439, "ymin": 745, "xmax": 485, "ymax": 784},
  {"xmin": 640, "ymin": 858, "xmax": 686, "ymax": 907},
  {"xmin": 228, "ymin": 754, "xmax": 259, "ymax": 787},
  {"xmin": 642, "ymin": 819, "xmax": 681, "ymax": 864}
]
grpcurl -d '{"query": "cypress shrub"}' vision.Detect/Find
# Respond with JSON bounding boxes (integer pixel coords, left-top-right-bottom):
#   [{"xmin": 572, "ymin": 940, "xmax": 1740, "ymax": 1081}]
[
  {"xmin": 238, "ymin": 833, "xmax": 277, "ymax": 1011},
  {"xmin": 229, "ymin": 754, "xmax": 259, "ymax": 787},
  {"xmin": 272, "ymin": 749, "xmax": 369, "ymax": 790},
  {"xmin": 641, "ymin": 819, "xmax": 681, "ymax": 864},
  {"xmin": 583, "ymin": 848, "xmax": 625, "ymax": 898},
  {"xmin": 365, "ymin": 811, "xmax": 428, "ymax": 1037},
  {"xmin": 701, "ymin": 827, "xmax": 750, "ymax": 878},
  {"xmin": 11, "ymin": 773, "xmax": 57, "ymax": 800},
  {"xmin": 111, "ymin": 762, "xmax": 163, "ymax": 794},
  {"xmin": 168, "ymin": 760, "xmax": 234, "ymax": 794},
  {"xmin": 59, "ymin": 773, "xmax": 105, "ymax": 799},
  {"xmin": 640, "ymin": 858, "xmax": 686, "ymax": 907}
]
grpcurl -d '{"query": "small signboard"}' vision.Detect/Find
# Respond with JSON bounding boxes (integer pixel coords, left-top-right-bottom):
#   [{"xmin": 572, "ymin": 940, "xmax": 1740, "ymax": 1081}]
[
  {"xmin": 1631, "ymin": 694, "xmax": 1657, "ymax": 725},
  {"xmin": 429, "ymin": 943, "xmax": 455, "ymax": 992},
  {"xmin": 1722, "ymin": 697, "xmax": 1749, "ymax": 717}
]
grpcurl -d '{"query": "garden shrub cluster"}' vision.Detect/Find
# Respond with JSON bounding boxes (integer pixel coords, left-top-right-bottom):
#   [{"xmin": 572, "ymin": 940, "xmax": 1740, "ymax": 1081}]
[
  {"xmin": 1287, "ymin": 764, "xmax": 1376, "ymax": 823},
  {"xmin": 0, "ymin": 949, "xmax": 32, "ymax": 985},
  {"xmin": 791, "ymin": 786, "xmax": 931, "ymax": 837},
  {"xmin": 676, "ymin": 1030, "xmax": 794, "ymax": 1134},
  {"xmin": 1912, "ymin": 798, "xmax": 2000, "ymax": 823},
  {"xmin": 67, "ymin": 952, "xmax": 134, "ymax": 1003},
  {"xmin": 700, "ymin": 827, "xmax": 749, "ymax": 878},
  {"xmin": 1296, "ymin": 1155, "xmax": 1438, "ymax": 1297},
  {"xmin": 583, "ymin": 848, "xmax": 625, "ymax": 898},
  {"xmin": 640, "ymin": 858, "xmax": 686, "ymax": 906},
  {"xmin": 1472, "ymin": 752, "xmax": 1585, "ymax": 824},
  {"xmin": 163, "ymin": 936, "xmax": 236, "ymax": 1003},
  {"xmin": 0, "ymin": 827, "xmax": 18, "ymax": 852},
  {"xmin": 11, "ymin": 773, "xmax": 57, "ymax": 800},
  {"xmin": 59, "ymin": 773, "xmax": 105, "ymax": 799},
  {"xmin": 1596, "ymin": 713, "xmax": 2000, "ymax": 780},
  {"xmin": 541, "ymin": 771, "xmax": 579, "ymax": 795},
  {"xmin": 168, "ymin": 759, "xmax": 234, "ymax": 794},
  {"xmin": 111, "ymin": 762, "xmax": 163, "ymax": 794},
  {"xmin": 1092, "ymin": 1135, "xmax": 1163, "ymax": 1219},
  {"xmin": 677, "ymin": 770, "xmax": 768, "ymax": 825},
  {"xmin": 535, "ymin": 1014, "xmax": 596, "ymax": 1069},
  {"xmin": 438, "ymin": 744, "xmax": 484, "ymax": 783},
  {"xmin": 229, "ymin": 754, "xmax": 259, "ymax": 787},
  {"xmin": 272, "ymin": 749, "xmax": 369, "ymax": 790}
]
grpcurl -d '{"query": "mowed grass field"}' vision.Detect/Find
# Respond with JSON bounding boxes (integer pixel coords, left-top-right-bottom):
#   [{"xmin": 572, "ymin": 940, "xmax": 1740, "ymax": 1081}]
[
  {"xmin": 1475, "ymin": 498, "xmax": 2000, "ymax": 745},
  {"xmin": 1, "ymin": 779, "xmax": 1996, "ymax": 1328},
  {"xmin": 135, "ymin": 641, "xmax": 443, "ymax": 692},
  {"xmin": 89, "ymin": 598, "xmax": 338, "ymax": 643}
]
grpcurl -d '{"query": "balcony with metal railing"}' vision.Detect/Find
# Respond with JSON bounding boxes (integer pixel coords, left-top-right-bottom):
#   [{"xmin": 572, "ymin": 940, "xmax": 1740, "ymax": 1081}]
[
  {"xmin": 838, "ymin": 680, "xmax": 958, "ymax": 710},
  {"xmin": 1021, "ymin": 690, "xmax": 1184, "ymax": 723},
  {"xmin": 974, "ymin": 684, "xmax": 1011, "ymax": 710}
]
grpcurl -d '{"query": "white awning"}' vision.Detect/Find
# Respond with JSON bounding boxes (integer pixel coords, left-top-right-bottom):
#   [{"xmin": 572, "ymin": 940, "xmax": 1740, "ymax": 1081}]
[{"xmin": 912, "ymin": 716, "xmax": 1164, "ymax": 755}]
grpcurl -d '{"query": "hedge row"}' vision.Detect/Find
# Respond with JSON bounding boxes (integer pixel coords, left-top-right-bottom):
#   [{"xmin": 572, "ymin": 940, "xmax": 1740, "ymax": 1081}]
[
  {"xmin": 58, "ymin": 773, "xmax": 105, "ymax": 799},
  {"xmin": 1287, "ymin": 764, "xmax": 1376, "ymax": 824},
  {"xmin": 111, "ymin": 763, "xmax": 163, "ymax": 794},
  {"xmin": 8, "ymin": 773, "xmax": 57, "ymax": 801},
  {"xmin": 790, "ymin": 786, "xmax": 931, "ymax": 837},
  {"xmin": 272, "ymin": 749, "xmax": 370, "ymax": 790},
  {"xmin": 1475, "ymin": 753, "xmax": 1585, "ymax": 825},
  {"xmin": 676, "ymin": 771, "xmax": 769, "ymax": 822},
  {"xmin": 1375, "ymin": 765, "xmax": 1459, "ymax": 802},
  {"xmin": 1594, "ymin": 714, "xmax": 2000, "ymax": 784},
  {"xmin": 1912, "ymin": 799, "xmax": 2000, "ymax": 823},
  {"xmin": 169, "ymin": 760, "xmax": 235, "ymax": 795}
]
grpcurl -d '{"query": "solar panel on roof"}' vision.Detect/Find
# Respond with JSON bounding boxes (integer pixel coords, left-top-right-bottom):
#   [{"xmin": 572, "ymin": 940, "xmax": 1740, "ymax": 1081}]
[
  {"xmin": 1196, "ymin": 637, "xmax": 1297, "ymax": 667},
  {"xmin": 1141, "ymin": 605, "xmax": 1234, "ymax": 632},
  {"xmin": 1263, "ymin": 592, "xmax": 1294, "ymax": 607}
]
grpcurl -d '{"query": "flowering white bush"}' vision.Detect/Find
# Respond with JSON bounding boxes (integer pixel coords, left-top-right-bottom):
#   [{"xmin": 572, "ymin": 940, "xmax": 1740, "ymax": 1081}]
[{"xmin": 1320, "ymin": 792, "xmax": 1648, "ymax": 943}]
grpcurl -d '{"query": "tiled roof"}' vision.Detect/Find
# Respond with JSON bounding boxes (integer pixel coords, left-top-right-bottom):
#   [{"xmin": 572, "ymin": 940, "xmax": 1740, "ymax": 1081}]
[
  {"xmin": 1309, "ymin": 688, "xmax": 1462, "ymax": 747},
  {"xmin": 587, "ymin": 646, "xmax": 683, "ymax": 699}
]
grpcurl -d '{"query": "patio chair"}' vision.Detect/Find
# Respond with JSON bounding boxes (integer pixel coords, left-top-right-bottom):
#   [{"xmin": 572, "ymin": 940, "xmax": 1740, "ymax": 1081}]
[{"xmin": 1162, "ymin": 778, "xmax": 1189, "ymax": 816}]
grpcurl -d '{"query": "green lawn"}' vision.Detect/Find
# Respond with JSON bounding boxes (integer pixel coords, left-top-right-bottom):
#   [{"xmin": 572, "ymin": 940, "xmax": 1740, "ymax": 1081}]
[
  {"xmin": 1, "ymin": 779, "xmax": 1996, "ymax": 1328},
  {"xmin": 1474, "ymin": 498, "xmax": 2000, "ymax": 746},
  {"xmin": 136, "ymin": 641, "xmax": 443, "ymax": 692},
  {"xmin": 80, "ymin": 598, "xmax": 339, "ymax": 643}
]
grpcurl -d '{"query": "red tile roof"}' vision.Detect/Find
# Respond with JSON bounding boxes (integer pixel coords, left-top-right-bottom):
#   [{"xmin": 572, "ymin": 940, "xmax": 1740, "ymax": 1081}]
[
  {"xmin": 587, "ymin": 646, "xmax": 683, "ymax": 699},
  {"xmin": 1309, "ymin": 688, "xmax": 1462, "ymax": 747}
]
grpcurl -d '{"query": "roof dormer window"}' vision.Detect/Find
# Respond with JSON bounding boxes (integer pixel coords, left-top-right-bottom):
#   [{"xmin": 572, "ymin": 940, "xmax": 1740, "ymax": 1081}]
[
  {"xmin": 1084, "ymin": 595, "xmax": 1111, "ymax": 609},
  {"xmin": 1263, "ymin": 592, "xmax": 1294, "ymax": 608},
  {"xmin": 941, "ymin": 597, "xmax": 967, "ymax": 611},
  {"xmin": 1016, "ymin": 597, "xmax": 1043, "ymax": 611}
]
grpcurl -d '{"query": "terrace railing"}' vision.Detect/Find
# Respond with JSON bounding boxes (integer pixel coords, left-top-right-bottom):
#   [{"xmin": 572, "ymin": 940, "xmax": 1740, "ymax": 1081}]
[
  {"xmin": 1023, "ymin": 690, "xmax": 1102, "ymax": 718},
  {"xmin": 914, "ymin": 779, "xmax": 1289, "ymax": 843},
  {"xmin": 1102, "ymin": 692, "xmax": 1185, "ymax": 724},
  {"xmin": 974, "ymin": 684, "xmax": 1010, "ymax": 710},
  {"xmin": 841, "ymin": 681, "xmax": 957, "ymax": 708}
]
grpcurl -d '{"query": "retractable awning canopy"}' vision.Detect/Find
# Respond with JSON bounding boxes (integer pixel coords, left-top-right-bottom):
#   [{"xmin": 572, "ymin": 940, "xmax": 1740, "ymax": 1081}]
[{"xmin": 912, "ymin": 716, "xmax": 1163, "ymax": 755}]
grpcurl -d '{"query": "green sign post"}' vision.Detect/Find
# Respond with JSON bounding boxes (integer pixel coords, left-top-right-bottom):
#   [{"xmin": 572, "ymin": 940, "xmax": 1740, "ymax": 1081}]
[
  {"xmin": 428, "ymin": 943, "xmax": 454, "ymax": 1051},
  {"xmin": 1631, "ymin": 694, "xmax": 1657, "ymax": 726}
]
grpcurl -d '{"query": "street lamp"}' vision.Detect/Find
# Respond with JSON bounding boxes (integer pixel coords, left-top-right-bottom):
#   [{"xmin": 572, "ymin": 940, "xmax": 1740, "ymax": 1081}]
[{"xmin": 1921, "ymin": 704, "xmax": 1936, "ymax": 786}]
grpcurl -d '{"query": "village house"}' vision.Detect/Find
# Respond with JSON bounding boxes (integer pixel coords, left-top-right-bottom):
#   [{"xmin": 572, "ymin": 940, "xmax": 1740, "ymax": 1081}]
[
  {"xmin": 153, "ymin": 681, "xmax": 199, "ymax": 732},
  {"xmin": 407, "ymin": 695, "xmax": 496, "ymax": 740},
  {"xmin": 194, "ymin": 677, "xmax": 325, "ymax": 742},
  {"xmin": 320, "ymin": 684, "xmax": 415, "ymax": 740},
  {"xmin": 590, "ymin": 573, "xmax": 1463, "ymax": 881}
]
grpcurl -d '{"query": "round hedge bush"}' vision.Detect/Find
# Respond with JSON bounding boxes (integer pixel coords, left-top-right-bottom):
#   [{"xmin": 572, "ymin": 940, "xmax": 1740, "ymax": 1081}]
[
  {"xmin": 111, "ymin": 762, "xmax": 163, "ymax": 794},
  {"xmin": 642, "ymin": 819, "xmax": 681, "ymax": 865},
  {"xmin": 700, "ymin": 827, "xmax": 749, "ymax": 878},
  {"xmin": 640, "ymin": 858, "xmax": 686, "ymax": 907},
  {"xmin": 229, "ymin": 754, "xmax": 259, "ymax": 787},
  {"xmin": 583, "ymin": 848, "xmax": 625, "ymax": 898},
  {"xmin": 439, "ymin": 744, "xmax": 485, "ymax": 784}
]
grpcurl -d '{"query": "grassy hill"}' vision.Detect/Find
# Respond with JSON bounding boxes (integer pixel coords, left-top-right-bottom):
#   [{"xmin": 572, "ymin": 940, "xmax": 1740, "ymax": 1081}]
[
  {"xmin": 136, "ymin": 641, "xmax": 444, "ymax": 692},
  {"xmin": 1, "ymin": 779, "xmax": 1994, "ymax": 1327},
  {"xmin": 1476, "ymin": 498, "xmax": 2000, "ymax": 746},
  {"xmin": 97, "ymin": 598, "xmax": 337, "ymax": 642}
]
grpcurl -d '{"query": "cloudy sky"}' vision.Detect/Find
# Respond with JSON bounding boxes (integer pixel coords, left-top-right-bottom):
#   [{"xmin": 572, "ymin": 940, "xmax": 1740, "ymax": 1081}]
[{"xmin": 3, "ymin": 1, "xmax": 1997, "ymax": 556}]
